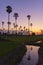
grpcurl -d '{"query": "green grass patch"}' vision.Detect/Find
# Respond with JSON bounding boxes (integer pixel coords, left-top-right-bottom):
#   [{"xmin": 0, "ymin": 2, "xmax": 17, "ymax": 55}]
[
  {"xmin": 0, "ymin": 41, "xmax": 21, "ymax": 56},
  {"xmin": 0, "ymin": 35, "xmax": 43, "ymax": 56}
]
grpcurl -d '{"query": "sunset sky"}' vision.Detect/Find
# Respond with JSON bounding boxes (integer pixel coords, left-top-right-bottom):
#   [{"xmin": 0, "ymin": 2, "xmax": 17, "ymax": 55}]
[{"xmin": 0, "ymin": 0, "xmax": 43, "ymax": 33}]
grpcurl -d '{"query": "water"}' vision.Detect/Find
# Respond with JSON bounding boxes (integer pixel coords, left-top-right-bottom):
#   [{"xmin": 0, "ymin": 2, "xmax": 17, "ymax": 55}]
[
  {"xmin": 19, "ymin": 45, "xmax": 40, "ymax": 65},
  {"xmin": 36, "ymin": 41, "xmax": 42, "ymax": 43}
]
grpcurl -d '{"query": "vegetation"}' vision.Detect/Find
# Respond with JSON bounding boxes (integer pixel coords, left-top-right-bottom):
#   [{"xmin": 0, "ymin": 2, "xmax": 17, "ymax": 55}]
[
  {"xmin": 13, "ymin": 13, "xmax": 19, "ymax": 34},
  {"xmin": 0, "ymin": 35, "xmax": 43, "ymax": 56},
  {"xmin": 0, "ymin": 40, "xmax": 20, "ymax": 56},
  {"xmin": 6, "ymin": 5, "xmax": 12, "ymax": 34}
]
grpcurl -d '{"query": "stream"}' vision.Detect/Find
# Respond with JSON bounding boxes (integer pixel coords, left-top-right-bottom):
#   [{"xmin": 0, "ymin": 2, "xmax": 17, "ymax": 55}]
[{"xmin": 19, "ymin": 45, "xmax": 40, "ymax": 65}]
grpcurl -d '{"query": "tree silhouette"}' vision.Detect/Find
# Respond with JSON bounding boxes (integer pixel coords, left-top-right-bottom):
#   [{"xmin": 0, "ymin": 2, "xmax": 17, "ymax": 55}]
[
  {"xmin": 23, "ymin": 26, "xmax": 26, "ymax": 32},
  {"xmin": 26, "ymin": 28, "xmax": 28, "ymax": 31},
  {"xmin": 13, "ymin": 23, "xmax": 18, "ymax": 34},
  {"xmin": 27, "ymin": 15, "xmax": 31, "ymax": 35},
  {"xmin": 40, "ymin": 29, "xmax": 43, "ymax": 35},
  {"xmin": 13, "ymin": 23, "xmax": 16, "ymax": 28},
  {"xmin": 13, "ymin": 13, "xmax": 19, "ymax": 34},
  {"xmin": 7, "ymin": 22, "xmax": 11, "ymax": 33},
  {"xmin": 6, "ymin": 5, "xmax": 12, "ymax": 34},
  {"xmin": 19, "ymin": 26, "xmax": 22, "ymax": 31},
  {"xmin": 30, "ymin": 23, "xmax": 33, "ymax": 34},
  {"xmin": 2, "ymin": 21, "xmax": 4, "ymax": 31}
]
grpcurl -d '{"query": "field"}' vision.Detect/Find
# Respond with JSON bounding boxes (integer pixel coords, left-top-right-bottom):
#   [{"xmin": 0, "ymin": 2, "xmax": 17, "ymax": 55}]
[{"xmin": 0, "ymin": 35, "xmax": 43, "ymax": 56}]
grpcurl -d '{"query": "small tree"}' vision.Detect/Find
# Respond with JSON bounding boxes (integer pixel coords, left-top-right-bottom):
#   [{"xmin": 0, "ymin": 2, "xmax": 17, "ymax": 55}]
[
  {"xmin": 27, "ymin": 15, "xmax": 31, "ymax": 35},
  {"xmin": 13, "ymin": 13, "xmax": 19, "ymax": 34},
  {"xmin": 2, "ymin": 21, "xmax": 4, "ymax": 30},
  {"xmin": 30, "ymin": 23, "xmax": 33, "ymax": 34}
]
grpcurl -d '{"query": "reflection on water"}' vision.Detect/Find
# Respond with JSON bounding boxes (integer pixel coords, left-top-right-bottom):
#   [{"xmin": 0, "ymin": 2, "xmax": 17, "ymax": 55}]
[
  {"xmin": 36, "ymin": 41, "xmax": 42, "ymax": 43},
  {"xmin": 19, "ymin": 45, "xmax": 40, "ymax": 65}
]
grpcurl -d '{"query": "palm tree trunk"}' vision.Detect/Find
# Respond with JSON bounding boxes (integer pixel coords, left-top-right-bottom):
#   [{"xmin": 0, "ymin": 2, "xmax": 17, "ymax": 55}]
[
  {"xmin": 15, "ymin": 18, "xmax": 17, "ymax": 35},
  {"xmin": 8, "ymin": 13, "xmax": 10, "ymax": 34},
  {"xmin": 31, "ymin": 26, "xmax": 32, "ymax": 34},
  {"xmin": 28, "ymin": 19, "xmax": 30, "ymax": 35},
  {"xmin": 2, "ymin": 24, "xmax": 4, "ymax": 34},
  {"xmin": 2, "ymin": 24, "xmax": 3, "ymax": 31}
]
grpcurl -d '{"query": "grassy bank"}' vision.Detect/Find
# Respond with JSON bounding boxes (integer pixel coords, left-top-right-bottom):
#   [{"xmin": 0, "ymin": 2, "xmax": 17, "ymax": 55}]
[
  {"xmin": 0, "ymin": 45, "xmax": 26, "ymax": 65},
  {"xmin": 37, "ymin": 41, "xmax": 43, "ymax": 65},
  {"xmin": 0, "ymin": 41, "xmax": 20, "ymax": 56},
  {"xmin": 0, "ymin": 35, "xmax": 43, "ymax": 56}
]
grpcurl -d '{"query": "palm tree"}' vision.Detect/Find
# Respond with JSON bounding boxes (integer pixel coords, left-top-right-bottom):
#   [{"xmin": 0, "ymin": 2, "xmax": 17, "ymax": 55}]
[
  {"xmin": 6, "ymin": 5, "xmax": 12, "ymax": 34},
  {"xmin": 23, "ymin": 26, "xmax": 26, "ymax": 32},
  {"xmin": 19, "ymin": 26, "xmax": 22, "ymax": 31},
  {"xmin": 13, "ymin": 13, "xmax": 19, "ymax": 34},
  {"xmin": 2, "ymin": 21, "xmax": 4, "ymax": 30},
  {"xmin": 2, "ymin": 21, "xmax": 4, "ymax": 34},
  {"xmin": 26, "ymin": 28, "xmax": 28, "ymax": 31},
  {"xmin": 13, "ymin": 23, "xmax": 18, "ymax": 34},
  {"xmin": 40, "ymin": 29, "xmax": 43, "ymax": 35},
  {"xmin": 30, "ymin": 23, "xmax": 33, "ymax": 34},
  {"xmin": 7, "ymin": 22, "xmax": 11, "ymax": 33},
  {"xmin": 27, "ymin": 15, "xmax": 31, "ymax": 35},
  {"xmin": 13, "ymin": 23, "xmax": 16, "ymax": 28}
]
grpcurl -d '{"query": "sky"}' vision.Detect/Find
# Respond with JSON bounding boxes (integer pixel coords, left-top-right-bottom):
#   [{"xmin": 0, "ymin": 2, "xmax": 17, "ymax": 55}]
[{"xmin": 0, "ymin": 0, "xmax": 43, "ymax": 33}]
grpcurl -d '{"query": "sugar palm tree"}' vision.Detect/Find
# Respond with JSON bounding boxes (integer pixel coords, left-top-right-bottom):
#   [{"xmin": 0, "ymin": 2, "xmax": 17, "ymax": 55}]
[
  {"xmin": 13, "ymin": 23, "xmax": 16, "ymax": 34},
  {"xmin": 2, "ymin": 21, "xmax": 4, "ymax": 31},
  {"xmin": 13, "ymin": 23, "xmax": 16, "ymax": 28},
  {"xmin": 19, "ymin": 26, "xmax": 22, "ymax": 31},
  {"xmin": 13, "ymin": 23, "xmax": 18, "ymax": 34},
  {"xmin": 6, "ymin": 5, "xmax": 12, "ymax": 34},
  {"xmin": 30, "ymin": 23, "xmax": 33, "ymax": 34},
  {"xmin": 7, "ymin": 22, "xmax": 11, "ymax": 33},
  {"xmin": 13, "ymin": 13, "xmax": 19, "ymax": 34},
  {"xmin": 40, "ymin": 29, "xmax": 43, "ymax": 35},
  {"xmin": 23, "ymin": 26, "xmax": 26, "ymax": 32},
  {"xmin": 27, "ymin": 15, "xmax": 31, "ymax": 35},
  {"xmin": 26, "ymin": 28, "xmax": 28, "ymax": 31}
]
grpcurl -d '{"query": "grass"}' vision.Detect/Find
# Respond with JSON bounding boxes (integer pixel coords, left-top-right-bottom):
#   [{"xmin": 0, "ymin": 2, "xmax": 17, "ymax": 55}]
[
  {"xmin": 0, "ymin": 41, "xmax": 21, "ymax": 56},
  {"xmin": 0, "ymin": 35, "xmax": 43, "ymax": 56}
]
